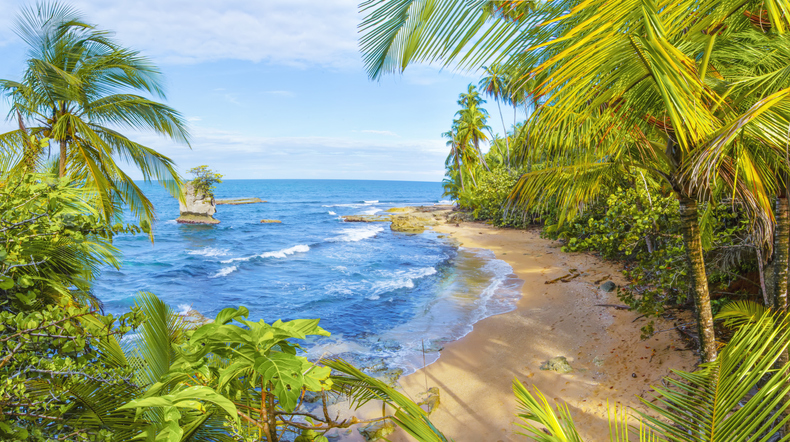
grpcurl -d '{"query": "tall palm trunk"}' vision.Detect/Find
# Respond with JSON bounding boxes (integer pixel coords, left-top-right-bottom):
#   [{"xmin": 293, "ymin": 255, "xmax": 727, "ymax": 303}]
[
  {"xmin": 775, "ymin": 195, "xmax": 790, "ymax": 311},
  {"xmin": 678, "ymin": 196, "xmax": 717, "ymax": 363},
  {"xmin": 58, "ymin": 139, "xmax": 67, "ymax": 177},
  {"xmin": 496, "ymin": 100, "xmax": 510, "ymax": 168},
  {"xmin": 474, "ymin": 136, "xmax": 490, "ymax": 171},
  {"xmin": 455, "ymin": 147, "xmax": 465, "ymax": 192}
]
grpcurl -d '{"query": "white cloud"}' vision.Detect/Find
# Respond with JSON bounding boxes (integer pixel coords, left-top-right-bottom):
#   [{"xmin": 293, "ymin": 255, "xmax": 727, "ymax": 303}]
[
  {"xmin": 0, "ymin": 0, "xmax": 363, "ymax": 68},
  {"xmin": 128, "ymin": 124, "xmax": 447, "ymax": 180},
  {"xmin": 359, "ymin": 130, "xmax": 398, "ymax": 137}
]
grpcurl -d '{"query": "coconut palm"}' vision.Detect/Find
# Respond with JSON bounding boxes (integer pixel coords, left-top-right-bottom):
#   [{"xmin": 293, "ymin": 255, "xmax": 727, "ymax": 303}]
[
  {"xmin": 0, "ymin": 1, "xmax": 190, "ymax": 227},
  {"xmin": 455, "ymin": 87, "xmax": 492, "ymax": 172},
  {"xmin": 479, "ymin": 65, "xmax": 512, "ymax": 167},
  {"xmin": 357, "ymin": 0, "xmax": 790, "ymax": 364}
]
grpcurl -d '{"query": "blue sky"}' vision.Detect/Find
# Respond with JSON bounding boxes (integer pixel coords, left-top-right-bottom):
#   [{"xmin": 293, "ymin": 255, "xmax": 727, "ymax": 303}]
[{"xmin": 0, "ymin": 0, "xmax": 507, "ymax": 181}]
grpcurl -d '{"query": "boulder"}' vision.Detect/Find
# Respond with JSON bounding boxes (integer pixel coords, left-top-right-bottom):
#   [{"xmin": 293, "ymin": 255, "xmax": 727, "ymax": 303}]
[
  {"xmin": 177, "ymin": 183, "xmax": 219, "ymax": 224},
  {"xmin": 260, "ymin": 219, "xmax": 282, "ymax": 223},
  {"xmin": 600, "ymin": 281, "xmax": 617, "ymax": 292},
  {"xmin": 358, "ymin": 420, "xmax": 395, "ymax": 442},
  {"xmin": 418, "ymin": 387, "xmax": 440, "ymax": 415},
  {"xmin": 540, "ymin": 356, "xmax": 573, "ymax": 373},
  {"xmin": 390, "ymin": 214, "xmax": 439, "ymax": 233}
]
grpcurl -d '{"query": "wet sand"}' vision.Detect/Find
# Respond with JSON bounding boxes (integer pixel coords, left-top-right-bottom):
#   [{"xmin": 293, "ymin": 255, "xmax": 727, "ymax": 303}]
[{"xmin": 383, "ymin": 222, "xmax": 696, "ymax": 441}]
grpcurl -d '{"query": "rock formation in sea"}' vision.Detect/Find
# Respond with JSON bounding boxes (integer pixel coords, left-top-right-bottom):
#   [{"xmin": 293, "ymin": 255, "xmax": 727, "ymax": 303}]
[{"xmin": 176, "ymin": 182, "xmax": 220, "ymax": 224}]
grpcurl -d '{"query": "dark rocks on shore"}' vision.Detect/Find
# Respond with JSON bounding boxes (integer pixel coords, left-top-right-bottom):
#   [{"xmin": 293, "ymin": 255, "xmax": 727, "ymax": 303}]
[
  {"xmin": 600, "ymin": 281, "xmax": 617, "ymax": 292},
  {"xmin": 359, "ymin": 420, "xmax": 395, "ymax": 442},
  {"xmin": 540, "ymin": 356, "xmax": 573, "ymax": 373}
]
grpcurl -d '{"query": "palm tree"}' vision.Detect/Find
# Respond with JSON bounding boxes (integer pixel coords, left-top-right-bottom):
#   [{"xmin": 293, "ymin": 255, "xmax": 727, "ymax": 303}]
[
  {"xmin": 357, "ymin": 0, "xmax": 790, "ymax": 364},
  {"xmin": 455, "ymin": 87, "xmax": 492, "ymax": 172},
  {"xmin": 0, "ymin": 1, "xmax": 190, "ymax": 226},
  {"xmin": 479, "ymin": 65, "xmax": 512, "ymax": 167}
]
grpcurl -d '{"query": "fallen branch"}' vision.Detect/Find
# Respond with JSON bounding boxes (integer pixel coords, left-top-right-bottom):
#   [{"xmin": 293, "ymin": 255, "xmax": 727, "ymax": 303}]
[{"xmin": 594, "ymin": 304, "xmax": 631, "ymax": 310}]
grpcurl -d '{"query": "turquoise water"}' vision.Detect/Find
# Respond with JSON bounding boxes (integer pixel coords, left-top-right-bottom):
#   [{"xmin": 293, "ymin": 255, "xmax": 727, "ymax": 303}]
[{"xmin": 94, "ymin": 180, "xmax": 522, "ymax": 372}]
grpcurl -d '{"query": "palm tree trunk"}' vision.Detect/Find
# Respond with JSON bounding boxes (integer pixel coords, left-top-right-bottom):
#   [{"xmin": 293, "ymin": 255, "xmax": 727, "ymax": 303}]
[
  {"xmin": 58, "ymin": 139, "xmax": 67, "ymax": 177},
  {"xmin": 775, "ymin": 195, "xmax": 790, "ymax": 311},
  {"xmin": 496, "ymin": 101, "xmax": 510, "ymax": 168},
  {"xmin": 474, "ymin": 137, "xmax": 490, "ymax": 171},
  {"xmin": 678, "ymin": 196, "xmax": 717, "ymax": 363},
  {"xmin": 455, "ymin": 148, "xmax": 465, "ymax": 192}
]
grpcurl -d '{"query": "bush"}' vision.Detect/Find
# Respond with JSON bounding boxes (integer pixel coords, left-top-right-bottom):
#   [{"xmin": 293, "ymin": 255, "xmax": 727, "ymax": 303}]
[{"xmin": 187, "ymin": 165, "xmax": 223, "ymax": 199}]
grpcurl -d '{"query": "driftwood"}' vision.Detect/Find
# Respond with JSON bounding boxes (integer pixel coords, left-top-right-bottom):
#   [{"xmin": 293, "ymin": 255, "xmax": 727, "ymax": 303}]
[
  {"xmin": 545, "ymin": 270, "xmax": 582, "ymax": 284},
  {"xmin": 594, "ymin": 304, "xmax": 631, "ymax": 310},
  {"xmin": 593, "ymin": 275, "xmax": 611, "ymax": 285}
]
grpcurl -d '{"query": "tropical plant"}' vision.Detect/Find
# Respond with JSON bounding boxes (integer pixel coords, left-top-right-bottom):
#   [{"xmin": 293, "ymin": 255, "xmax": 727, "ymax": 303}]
[
  {"xmin": 0, "ymin": 1, "xmax": 190, "ymax": 227},
  {"xmin": 187, "ymin": 165, "xmax": 223, "ymax": 199},
  {"xmin": 479, "ymin": 65, "xmax": 512, "ymax": 167},
  {"xmin": 358, "ymin": 0, "xmax": 790, "ymax": 365},
  {"xmin": 122, "ymin": 303, "xmax": 448, "ymax": 441}
]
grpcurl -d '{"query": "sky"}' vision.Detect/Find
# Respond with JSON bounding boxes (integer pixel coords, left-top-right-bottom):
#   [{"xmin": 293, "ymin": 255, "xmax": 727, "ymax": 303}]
[{"xmin": 0, "ymin": 0, "xmax": 510, "ymax": 181}]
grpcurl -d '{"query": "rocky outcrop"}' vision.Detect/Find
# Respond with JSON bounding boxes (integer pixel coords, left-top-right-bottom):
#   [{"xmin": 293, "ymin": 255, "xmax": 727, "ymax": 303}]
[
  {"xmin": 358, "ymin": 420, "xmax": 395, "ymax": 442},
  {"xmin": 540, "ymin": 356, "xmax": 573, "ymax": 373},
  {"xmin": 342, "ymin": 215, "xmax": 391, "ymax": 223},
  {"xmin": 177, "ymin": 183, "xmax": 219, "ymax": 224},
  {"xmin": 390, "ymin": 213, "xmax": 441, "ymax": 233},
  {"xmin": 216, "ymin": 198, "xmax": 266, "ymax": 205},
  {"xmin": 260, "ymin": 219, "xmax": 282, "ymax": 223}
]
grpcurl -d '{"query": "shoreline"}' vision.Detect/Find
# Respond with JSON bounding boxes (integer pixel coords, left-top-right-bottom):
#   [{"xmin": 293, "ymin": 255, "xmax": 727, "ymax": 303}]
[{"xmin": 381, "ymin": 221, "xmax": 696, "ymax": 441}]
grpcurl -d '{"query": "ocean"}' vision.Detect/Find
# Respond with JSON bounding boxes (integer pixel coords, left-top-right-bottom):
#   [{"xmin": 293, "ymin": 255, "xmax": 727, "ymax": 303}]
[{"xmin": 94, "ymin": 179, "xmax": 523, "ymax": 373}]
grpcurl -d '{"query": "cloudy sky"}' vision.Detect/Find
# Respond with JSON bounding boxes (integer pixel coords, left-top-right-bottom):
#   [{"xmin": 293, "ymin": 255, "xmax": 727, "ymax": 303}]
[{"xmin": 0, "ymin": 0, "xmax": 501, "ymax": 181}]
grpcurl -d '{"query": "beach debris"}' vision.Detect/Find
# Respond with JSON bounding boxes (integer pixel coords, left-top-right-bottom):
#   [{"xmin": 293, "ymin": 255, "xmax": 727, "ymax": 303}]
[
  {"xmin": 418, "ymin": 387, "xmax": 440, "ymax": 415},
  {"xmin": 540, "ymin": 356, "xmax": 573, "ymax": 373},
  {"xmin": 600, "ymin": 281, "xmax": 617, "ymax": 292},
  {"xmin": 260, "ymin": 219, "xmax": 282, "ymax": 223},
  {"xmin": 177, "ymin": 182, "xmax": 219, "ymax": 224},
  {"xmin": 545, "ymin": 269, "xmax": 582, "ymax": 284},
  {"xmin": 216, "ymin": 197, "xmax": 266, "ymax": 205},
  {"xmin": 593, "ymin": 356, "xmax": 605, "ymax": 367},
  {"xmin": 595, "ymin": 304, "xmax": 630, "ymax": 310},
  {"xmin": 359, "ymin": 420, "xmax": 395, "ymax": 442},
  {"xmin": 594, "ymin": 275, "xmax": 611, "ymax": 284}
]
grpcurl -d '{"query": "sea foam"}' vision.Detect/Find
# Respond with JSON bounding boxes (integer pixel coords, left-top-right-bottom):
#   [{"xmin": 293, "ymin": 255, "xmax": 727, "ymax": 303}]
[
  {"xmin": 328, "ymin": 225, "xmax": 383, "ymax": 243},
  {"xmin": 211, "ymin": 266, "xmax": 237, "ymax": 278},
  {"xmin": 187, "ymin": 247, "xmax": 229, "ymax": 258},
  {"xmin": 221, "ymin": 244, "xmax": 310, "ymax": 264}
]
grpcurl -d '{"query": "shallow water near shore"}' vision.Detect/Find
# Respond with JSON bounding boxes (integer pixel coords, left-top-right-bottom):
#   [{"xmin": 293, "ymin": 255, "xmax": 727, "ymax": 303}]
[{"xmin": 96, "ymin": 179, "xmax": 522, "ymax": 374}]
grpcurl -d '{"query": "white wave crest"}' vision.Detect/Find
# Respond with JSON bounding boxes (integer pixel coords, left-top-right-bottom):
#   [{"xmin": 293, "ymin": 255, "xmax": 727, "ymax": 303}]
[
  {"xmin": 328, "ymin": 211, "xmax": 336, "ymax": 215},
  {"xmin": 370, "ymin": 267, "xmax": 438, "ymax": 294},
  {"xmin": 328, "ymin": 225, "xmax": 383, "ymax": 243},
  {"xmin": 221, "ymin": 244, "xmax": 310, "ymax": 263},
  {"xmin": 364, "ymin": 200, "xmax": 379, "ymax": 204},
  {"xmin": 211, "ymin": 266, "xmax": 237, "ymax": 278},
  {"xmin": 436, "ymin": 200, "xmax": 453, "ymax": 205},
  {"xmin": 188, "ymin": 247, "xmax": 229, "ymax": 258}
]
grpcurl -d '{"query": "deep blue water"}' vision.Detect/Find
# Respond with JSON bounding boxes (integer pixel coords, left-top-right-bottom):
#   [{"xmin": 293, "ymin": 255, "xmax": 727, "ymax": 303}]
[{"xmin": 94, "ymin": 179, "xmax": 522, "ymax": 372}]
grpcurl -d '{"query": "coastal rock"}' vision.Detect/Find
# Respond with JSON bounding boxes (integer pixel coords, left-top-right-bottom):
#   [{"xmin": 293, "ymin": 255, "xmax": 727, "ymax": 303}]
[
  {"xmin": 390, "ymin": 214, "xmax": 439, "ymax": 233},
  {"xmin": 376, "ymin": 368, "xmax": 404, "ymax": 386},
  {"xmin": 418, "ymin": 387, "xmax": 440, "ymax": 415},
  {"xmin": 358, "ymin": 420, "xmax": 395, "ymax": 442},
  {"xmin": 177, "ymin": 183, "xmax": 219, "ymax": 224},
  {"xmin": 600, "ymin": 281, "xmax": 617, "ymax": 292},
  {"xmin": 446, "ymin": 211, "xmax": 473, "ymax": 223},
  {"xmin": 260, "ymin": 219, "xmax": 282, "ymax": 223},
  {"xmin": 216, "ymin": 197, "xmax": 266, "ymax": 205},
  {"xmin": 385, "ymin": 207, "xmax": 413, "ymax": 213},
  {"xmin": 540, "ymin": 356, "xmax": 573, "ymax": 373},
  {"xmin": 342, "ymin": 215, "xmax": 391, "ymax": 223}
]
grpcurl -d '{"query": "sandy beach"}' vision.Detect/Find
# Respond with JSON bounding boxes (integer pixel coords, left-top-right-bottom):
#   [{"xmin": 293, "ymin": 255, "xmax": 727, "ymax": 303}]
[{"xmin": 383, "ymin": 221, "xmax": 697, "ymax": 441}]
